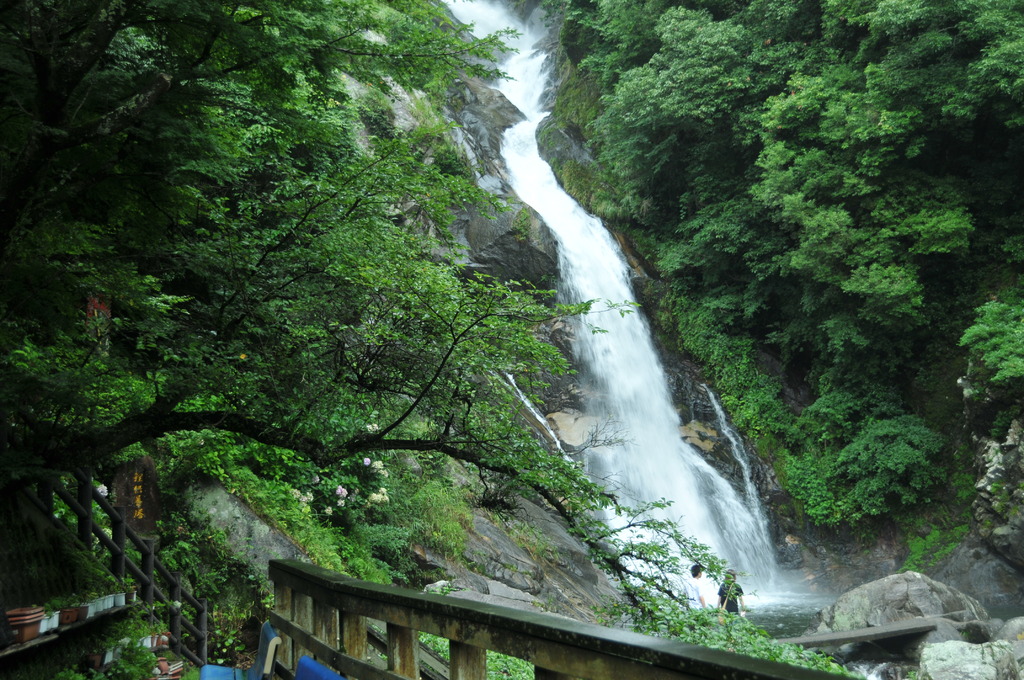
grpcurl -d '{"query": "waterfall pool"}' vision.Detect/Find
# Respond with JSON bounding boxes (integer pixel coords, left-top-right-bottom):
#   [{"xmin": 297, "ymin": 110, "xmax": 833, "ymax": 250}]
[{"xmin": 746, "ymin": 591, "xmax": 838, "ymax": 638}]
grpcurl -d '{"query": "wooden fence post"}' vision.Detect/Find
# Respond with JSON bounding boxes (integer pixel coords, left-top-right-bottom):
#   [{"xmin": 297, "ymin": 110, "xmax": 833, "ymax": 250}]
[
  {"xmin": 387, "ymin": 623, "xmax": 419, "ymax": 680},
  {"xmin": 275, "ymin": 580, "xmax": 295, "ymax": 671},
  {"xmin": 37, "ymin": 478, "xmax": 54, "ymax": 516},
  {"xmin": 77, "ymin": 469, "xmax": 93, "ymax": 549},
  {"xmin": 142, "ymin": 538, "xmax": 156, "ymax": 623},
  {"xmin": 341, "ymin": 610, "xmax": 368, "ymax": 679},
  {"xmin": 198, "ymin": 598, "xmax": 209, "ymax": 665},
  {"xmin": 450, "ymin": 641, "xmax": 486, "ymax": 680},
  {"xmin": 294, "ymin": 591, "xmax": 314, "ymax": 667},
  {"xmin": 110, "ymin": 506, "xmax": 126, "ymax": 579},
  {"xmin": 314, "ymin": 599, "xmax": 340, "ymax": 659}
]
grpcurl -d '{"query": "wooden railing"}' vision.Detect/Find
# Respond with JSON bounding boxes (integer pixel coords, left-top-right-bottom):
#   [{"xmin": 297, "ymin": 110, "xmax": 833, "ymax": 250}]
[
  {"xmin": 27, "ymin": 469, "xmax": 208, "ymax": 665},
  {"xmin": 269, "ymin": 559, "xmax": 842, "ymax": 680}
]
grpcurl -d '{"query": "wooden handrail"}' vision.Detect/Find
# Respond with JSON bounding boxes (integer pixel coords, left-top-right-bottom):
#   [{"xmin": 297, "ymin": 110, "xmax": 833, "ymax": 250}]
[
  {"xmin": 26, "ymin": 470, "xmax": 209, "ymax": 665},
  {"xmin": 269, "ymin": 560, "xmax": 843, "ymax": 680}
]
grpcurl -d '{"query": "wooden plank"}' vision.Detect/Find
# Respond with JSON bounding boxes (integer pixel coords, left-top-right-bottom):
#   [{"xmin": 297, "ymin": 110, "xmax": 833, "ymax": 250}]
[
  {"xmin": 779, "ymin": 619, "xmax": 938, "ymax": 648},
  {"xmin": 276, "ymin": 582, "xmax": 295, "ymax": 669}
]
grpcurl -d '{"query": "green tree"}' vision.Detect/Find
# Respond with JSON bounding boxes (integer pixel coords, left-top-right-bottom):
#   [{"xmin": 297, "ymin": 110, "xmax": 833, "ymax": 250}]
[
  {"xmin": 961, "ymin": 294, "xmax": 1024, "ymax": 387},
  {"xmin": 0, "ymin": 0, "xmax": 522, "ymax": 484}
]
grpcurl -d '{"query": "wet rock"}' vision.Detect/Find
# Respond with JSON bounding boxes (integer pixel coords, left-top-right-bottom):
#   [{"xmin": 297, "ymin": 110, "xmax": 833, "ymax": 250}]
[
  {"xmin": 806, "ymin": 571, "xmax": 989, "ymax": 635},
  {"xmin": 420, "ymin": 491, "xmax": 622, "ymax": 622},
  {"xmin": 996, "ymin": 618, "xmax": 1024, "ymax": 642},
  {"xmin": 918, "ymin": 640, "xmax": 1020, "ymax": 680},
  {"xmin": 932, "ymin": 535, "xmax": 1024, "ymax": 606}
]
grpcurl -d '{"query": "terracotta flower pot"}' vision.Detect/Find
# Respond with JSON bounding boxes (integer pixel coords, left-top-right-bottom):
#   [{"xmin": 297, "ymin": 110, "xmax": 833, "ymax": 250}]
[
  {"xmin": 5, "ymin": 606, "xmax": 44, "ymax": 624},
  {"xmin": 13, "ymin": 621, "xmax": 41, "ymax": 643},
  {"xmin": 6, "ymin": 607, "xmax": 44, "ymax": 644},
  {"xmin": 59, "ymin": 607, "xmax": 79, "ymax": 625}
]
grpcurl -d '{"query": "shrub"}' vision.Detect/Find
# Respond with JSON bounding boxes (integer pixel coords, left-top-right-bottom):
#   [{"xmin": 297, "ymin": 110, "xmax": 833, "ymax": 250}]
[{"xmin": 830, "ymin": 416, "xmax": 945, "ymax": 522}]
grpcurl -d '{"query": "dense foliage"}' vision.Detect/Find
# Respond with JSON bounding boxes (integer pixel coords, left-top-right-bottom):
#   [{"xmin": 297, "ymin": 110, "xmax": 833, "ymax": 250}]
[
  {"xmin": 0, "ymin": 0, "xmax": 560, "ymax": 609},
  {"xmin": 0, "ymin": 0, "xmax": 541, "ymax": 483},
  {"xmin": 0, "ymin": 0, "xmax": 672, "ymax": 667},
  {"xmin": 0, "ymin": 0, "xmax": 757, "ymax": 651},
  {"xmin": 551, "ymin": 0, "xmax": 1024, "ymax": 526}
]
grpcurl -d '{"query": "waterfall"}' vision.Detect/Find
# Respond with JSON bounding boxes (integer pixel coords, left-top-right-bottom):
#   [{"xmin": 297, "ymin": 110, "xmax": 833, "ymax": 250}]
[
  {"xmin": 444, "ymin": 0, "xmax": 778, "ymax": 591},
  {"xmin": 505, "ymin": 373, "xmax": 564, "ymax": 453},
  {"xmin": 706, "ymin": 390, "xmax": 773, "ymax": 533}
]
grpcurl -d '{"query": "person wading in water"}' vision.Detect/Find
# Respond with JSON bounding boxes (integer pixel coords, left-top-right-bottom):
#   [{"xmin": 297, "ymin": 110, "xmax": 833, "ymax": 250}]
[{"xmin": 717, "ymin": 569, "xmax": 747, "ymax": 617}]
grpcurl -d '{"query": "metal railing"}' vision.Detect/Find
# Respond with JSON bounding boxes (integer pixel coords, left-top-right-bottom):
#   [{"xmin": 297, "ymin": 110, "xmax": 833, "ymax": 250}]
[
  {"xmin": 27, "ymin": 469, "xmax": 208, "ymax": 665},
  {"xmin": 269, "ymin": 559, "xmax": 842, "ymax": 680}
]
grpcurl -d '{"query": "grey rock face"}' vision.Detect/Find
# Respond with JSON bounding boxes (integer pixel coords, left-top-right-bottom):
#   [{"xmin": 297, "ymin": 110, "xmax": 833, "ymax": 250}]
[
  {"xmin": 446, "ymin": 202, "xmax": 559, "ymax": 289},
  {"xmin": 184, "ymin": 481, "xmax": 309, "ymax": 582},
  {"xmin": 536, "ymin": 116, "xmax": 593, "ymax": 170},
  {"xmin": 996, "ymin": 618, "xmax": 1024, "ymax": 643},
  {"xmin": 446, "ymin": 75, "xmax": 524, "ymax": 188},
  {"xmin": 919, "ymin": 641, "xmax": 1020, "ymax": 680},
  {"xmin": 974, "ymin": 418, "xmax": 1024, "ymax": 570},
  {"xmin": 932, "ymin": 534, "xmax": 1024, "ymax": 607},
  {"xmin": 440, "ymin": 76, "xmax": 561, "ymax": 289},
  {"xmin": 421, "ymin": 495, "xmax": 622, "ymax": 622}
]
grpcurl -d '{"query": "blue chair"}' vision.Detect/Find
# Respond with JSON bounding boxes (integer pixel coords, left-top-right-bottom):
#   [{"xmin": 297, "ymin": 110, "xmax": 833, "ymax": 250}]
[
  {"xmin": 295, "ymin": 655, "xmax": 346, "ymax": 680},
  {"xmin": 200, "ymin": 621, "xmax": 282, "ymax": 680}
]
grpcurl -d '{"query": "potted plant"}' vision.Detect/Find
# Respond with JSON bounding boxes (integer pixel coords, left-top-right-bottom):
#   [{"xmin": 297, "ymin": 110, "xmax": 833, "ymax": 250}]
[
  {"xmin": 39, "ymin": 607, "xmax": 60, "ymax": 635},
  {"xmin": 84, "ymin": 589, "xmax": 104, "ymax": 618},
  {"xmin": 67, "ymin": 543, "xmax": 119, "ymax": 617},
  {"xmin": 124, "ymin": 580, "xmax": 139, "ymax": 604},
  {"xmin": 59, "ymin": 605, "xmax": 80, "ymax": 625},
  {"xmin": 46, "ymin": 595, "xmax": 82, "ymax": 626},
  {"xmin": 5, "ymin": 605, "xmax": 45, "ymax": 644}
]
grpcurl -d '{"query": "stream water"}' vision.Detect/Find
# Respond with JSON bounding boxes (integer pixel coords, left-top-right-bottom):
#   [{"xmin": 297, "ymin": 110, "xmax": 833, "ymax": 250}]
[{"xmin": 443, "ymin": 0, "xmax": 821, "ymax": 625}]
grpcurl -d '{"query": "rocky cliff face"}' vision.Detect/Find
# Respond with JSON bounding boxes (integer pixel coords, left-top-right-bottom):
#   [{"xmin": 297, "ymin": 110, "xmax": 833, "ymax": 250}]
[
  {"xmin": 417, "ymin": 492, "xmax": 623, "ymax": 622},
  {"xmin": 972, "ymin": 416, "xmax": 1024, "ymax": 571},
  {"xmin": 442, "ymin": 76, "xmax": 561, "ymax": 291},
  {"xmin": 932, "ymin": 381, "xmax": 1024, "ymax": 606}
]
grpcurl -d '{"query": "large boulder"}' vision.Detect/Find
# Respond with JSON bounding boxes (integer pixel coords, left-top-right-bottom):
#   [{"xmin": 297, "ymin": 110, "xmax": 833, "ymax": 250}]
[
  {"xmin": 932, "ymin": 534, "xmax": 1024, "ymax": 607},
  {"xmin": 446, "ymin": 199, "xmax": 560, "ymax": 289},
  {"xmin": 919, "ymin": 641, "xmax": 1020, "ymax": 680},
  {"xmin": 185, "ymin": 480, "xmax": 309, "ymax": 583},
  {"xmin": 996, "ymin": 618, "xmax": 1024, "ymax": 643},
  {"xmin": 806, "ymin": 571, "xmax": 989, "ymax": 635}
]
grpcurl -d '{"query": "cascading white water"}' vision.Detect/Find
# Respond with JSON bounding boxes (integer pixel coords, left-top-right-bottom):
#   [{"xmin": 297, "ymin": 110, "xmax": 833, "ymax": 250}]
[
  {"xmin": 444, "ymin": 0, "xmax": 778, "ymax": 592},
  {"xmin": 707, "ymin": 390, "xmax": 769, "ymax": 524}
]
